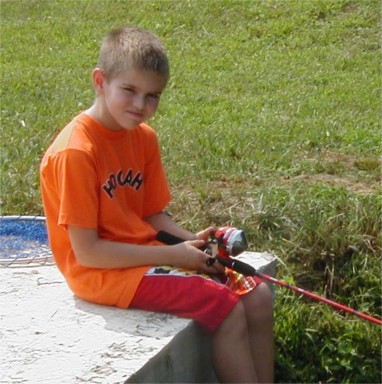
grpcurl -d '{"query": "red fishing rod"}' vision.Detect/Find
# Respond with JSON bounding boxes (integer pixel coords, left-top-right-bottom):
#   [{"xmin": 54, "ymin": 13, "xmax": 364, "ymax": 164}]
[
  {"xmin": 157, "ymin": 227, "xmax": 382, "ymax": 326},
  {"xmin": 254, "ymin": 269, "xmax": 382, "ymax": 326},
  {"xmin": 211, "ymin": 253, "xmax": 382, "ymax": 326}
]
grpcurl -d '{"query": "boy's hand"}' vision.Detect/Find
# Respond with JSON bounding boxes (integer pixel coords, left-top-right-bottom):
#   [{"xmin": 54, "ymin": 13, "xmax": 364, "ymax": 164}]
[
  {"xmin": 195, "ymin": 226, "xmax": 216, "ymax": 242},
  {"xmin": 173, "ymin": 238, "xmax": 225, "ymax": 274}
]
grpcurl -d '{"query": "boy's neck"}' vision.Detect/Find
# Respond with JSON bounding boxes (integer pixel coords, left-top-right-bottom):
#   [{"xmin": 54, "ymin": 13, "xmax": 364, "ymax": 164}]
[
  {"xmin": 85, "ymin": 102, "xmax": 124, "ymax": 131},
  {"xmin": 85, "ymin": 104, "xmax": 98, "ymax": 120}
]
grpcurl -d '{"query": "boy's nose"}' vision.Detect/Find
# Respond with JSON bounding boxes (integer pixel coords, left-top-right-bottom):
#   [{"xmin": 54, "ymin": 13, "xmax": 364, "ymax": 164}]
[{"xmin": 132, "ymin": 95, "xmax": 145, "ymax": 110}]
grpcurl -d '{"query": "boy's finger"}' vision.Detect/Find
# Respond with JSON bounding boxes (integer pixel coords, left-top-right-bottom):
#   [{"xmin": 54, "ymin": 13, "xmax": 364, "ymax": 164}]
[{"xmin": 187, "ymin": 239, "xmax": 206, "ymax": 248}]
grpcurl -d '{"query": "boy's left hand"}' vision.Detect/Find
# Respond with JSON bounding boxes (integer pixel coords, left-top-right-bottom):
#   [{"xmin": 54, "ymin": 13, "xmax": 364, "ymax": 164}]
[
  {"xmin": 195, "ymin": 226, "xmax": 226, "ymax": 274},
  {"xmin": 195, "ymin": 226, "xmax": 216, "ymax": 242}
]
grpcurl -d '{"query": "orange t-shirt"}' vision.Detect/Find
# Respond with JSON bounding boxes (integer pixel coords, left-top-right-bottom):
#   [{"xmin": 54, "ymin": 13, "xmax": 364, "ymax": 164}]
[{"xmin": 40, "ymin": 113, "xmax": 171, "ymax": 308}]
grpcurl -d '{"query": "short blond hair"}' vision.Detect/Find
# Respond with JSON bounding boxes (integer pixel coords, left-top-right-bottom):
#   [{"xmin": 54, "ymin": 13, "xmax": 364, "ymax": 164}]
[{"xmin": 97, "ymin": 26, "xmax": 169, "ymax": 81}]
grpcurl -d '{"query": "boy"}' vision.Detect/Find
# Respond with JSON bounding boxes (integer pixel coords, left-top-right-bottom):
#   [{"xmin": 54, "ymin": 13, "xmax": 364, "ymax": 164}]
[{"xmin": 40, "ymin": 26, "xmax": 274, "ymax": 383}]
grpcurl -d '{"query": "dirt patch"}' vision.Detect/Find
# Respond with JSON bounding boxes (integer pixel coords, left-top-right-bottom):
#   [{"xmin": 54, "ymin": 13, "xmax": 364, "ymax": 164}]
[
  {"xmin": 294, "ymin": 150, "xmax": 382, "ymax": 195},
  {"xmin": 283, "ymin": 173, "xmax": 379, "ymax": 195}
]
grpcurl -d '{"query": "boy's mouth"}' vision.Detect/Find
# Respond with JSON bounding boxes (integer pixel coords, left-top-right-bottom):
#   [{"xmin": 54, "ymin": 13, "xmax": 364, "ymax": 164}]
[{"xmin": 127, "ymin": 110, "xmax": 144, "ymax": 119}]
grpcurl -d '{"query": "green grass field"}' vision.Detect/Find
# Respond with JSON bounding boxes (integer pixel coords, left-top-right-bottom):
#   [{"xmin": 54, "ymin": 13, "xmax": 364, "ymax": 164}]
[{"xmin": 1, "ymin": 0, "xmax": 381, "ymax": 382}]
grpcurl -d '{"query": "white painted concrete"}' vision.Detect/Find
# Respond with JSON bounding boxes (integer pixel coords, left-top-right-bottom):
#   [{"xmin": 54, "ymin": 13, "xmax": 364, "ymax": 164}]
[{"xmin": 1, "ymin": 252, "xmax": 277, "ymax": 384}]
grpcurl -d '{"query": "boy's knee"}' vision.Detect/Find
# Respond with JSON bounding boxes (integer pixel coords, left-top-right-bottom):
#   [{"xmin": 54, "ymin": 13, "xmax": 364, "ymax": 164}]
[
  {"xmin": 218, "ymin": 300, "xmax": 247, "ymax": 334},
  {"xmin": 257, "ymin": 282, "xmax": 273, "ymax": 304},
  {"xmin": 243, "ymin": 283, "xmax": 273, "ymax": 318}
]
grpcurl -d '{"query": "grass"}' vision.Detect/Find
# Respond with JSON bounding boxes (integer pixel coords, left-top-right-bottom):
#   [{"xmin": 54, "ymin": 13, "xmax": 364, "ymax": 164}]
[{"xmin": 1, "ymin": 0, "xmax": 381, "ymax": 382}]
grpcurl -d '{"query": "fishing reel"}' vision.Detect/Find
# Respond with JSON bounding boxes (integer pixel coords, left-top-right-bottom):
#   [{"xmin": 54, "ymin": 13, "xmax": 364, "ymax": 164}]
[
  {"xmin": 205, "ymin": 227, "xmax": 252, "ymax": 274},
  {"xmin": 211, "ymin": 226, "xmax": 248, "ymax": 258}
]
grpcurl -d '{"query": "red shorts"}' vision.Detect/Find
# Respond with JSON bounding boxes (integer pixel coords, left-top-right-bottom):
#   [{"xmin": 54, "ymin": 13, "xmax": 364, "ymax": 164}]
[{"xmin": 130, "ymin": 266, "xmax": 262, "ymax": 333}]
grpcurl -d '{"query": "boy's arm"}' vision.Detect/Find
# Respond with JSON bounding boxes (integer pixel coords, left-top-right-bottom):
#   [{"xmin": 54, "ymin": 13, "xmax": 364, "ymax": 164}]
[
  {"xmin": 143, "ymin": 211, "xmax": 215, "ymax": 242},
  {"xmin": 67, "ymin": 224, "xmax": 219, "ymax": 273}
]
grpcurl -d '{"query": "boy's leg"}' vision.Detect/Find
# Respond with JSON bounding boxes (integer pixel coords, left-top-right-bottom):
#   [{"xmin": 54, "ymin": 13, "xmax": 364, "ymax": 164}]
[
  {"xmin": 241, "ymin": 283, "xmax": 274, "ymax": 383},
  {"xmin": 130, "ymin": 268, "xmax": 259, "ymax": 382},
  {"xmin": 130, "ymin": 268, "xmax": 239, "ymax": 333},
  {"xmin": 211, "ymin": 300, "xmax": 257, "ymax": 383}
]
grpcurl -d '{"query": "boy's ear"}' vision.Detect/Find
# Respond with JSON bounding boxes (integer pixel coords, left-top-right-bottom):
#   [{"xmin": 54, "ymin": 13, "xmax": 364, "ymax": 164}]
[{"xmin": 92, "ymin": 68, "xmax": 106, "ymax": 95}]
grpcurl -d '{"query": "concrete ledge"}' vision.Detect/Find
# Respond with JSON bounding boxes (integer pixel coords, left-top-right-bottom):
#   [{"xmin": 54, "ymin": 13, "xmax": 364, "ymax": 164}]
[
  {"xmin": 1, "ymin": 252, "xmax": 277, "ymax": 383},
  {"xmin": 126, "ymin": 322, "xmax": 217, "ymax": 384}
]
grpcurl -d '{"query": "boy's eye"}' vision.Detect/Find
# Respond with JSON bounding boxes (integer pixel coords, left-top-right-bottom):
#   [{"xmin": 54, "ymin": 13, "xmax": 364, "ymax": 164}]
[{"xmin": 123, "ymin": 87, "xmax": 135, "ymax": 93}]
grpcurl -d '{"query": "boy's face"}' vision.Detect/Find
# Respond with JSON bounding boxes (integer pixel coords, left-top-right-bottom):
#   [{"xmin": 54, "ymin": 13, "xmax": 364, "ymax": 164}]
[{"xmin": 95, "ymin": 68, "xmax": 167, "ymax": 130}]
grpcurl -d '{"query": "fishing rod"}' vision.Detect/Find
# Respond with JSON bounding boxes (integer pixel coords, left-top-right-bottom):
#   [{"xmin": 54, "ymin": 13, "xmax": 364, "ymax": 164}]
[
  {"xmin": 156, "ymin": 227, "xmax": 382, "ymax": 326},
  {"xmin": 252, "ymin": 269, "xmax": 382, "ymax": 326}
]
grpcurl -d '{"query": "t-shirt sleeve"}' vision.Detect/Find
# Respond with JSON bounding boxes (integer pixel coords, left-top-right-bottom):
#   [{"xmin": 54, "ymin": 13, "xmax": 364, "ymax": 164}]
[
  {"xmin": 142, "ymin": 132, "xmax": 171, "ymax": 217},
  {"xmin": 54, "ymin": 149, "xmax": 99, "ymax": 229}
]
